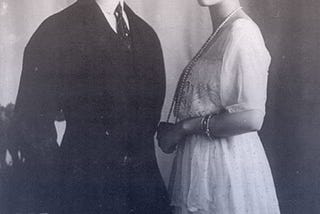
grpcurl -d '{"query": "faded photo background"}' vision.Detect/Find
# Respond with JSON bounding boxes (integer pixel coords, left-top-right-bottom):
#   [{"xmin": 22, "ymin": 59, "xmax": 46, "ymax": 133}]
[{"xmin": 1, "ymin": 0, "xmax": 320, "ymax": 213}]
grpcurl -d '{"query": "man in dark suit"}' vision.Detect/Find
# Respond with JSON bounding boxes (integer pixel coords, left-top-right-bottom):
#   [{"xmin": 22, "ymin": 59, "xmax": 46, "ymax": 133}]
[{"xmin": 11, "ymin": 0, "xmax": 171, "ymax": 213}]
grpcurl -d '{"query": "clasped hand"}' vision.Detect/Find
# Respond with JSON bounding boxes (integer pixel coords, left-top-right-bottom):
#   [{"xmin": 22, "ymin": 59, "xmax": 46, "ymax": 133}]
[{"xmin": 156, "ymin": 121, "xmax": 187, "ymax": 154}]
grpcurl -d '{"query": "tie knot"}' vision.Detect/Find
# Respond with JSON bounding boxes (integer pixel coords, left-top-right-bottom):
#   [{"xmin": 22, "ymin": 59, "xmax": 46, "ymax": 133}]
[{"xmin": 114, "ymin": 3, "xmax": 123, "ymax": 18}]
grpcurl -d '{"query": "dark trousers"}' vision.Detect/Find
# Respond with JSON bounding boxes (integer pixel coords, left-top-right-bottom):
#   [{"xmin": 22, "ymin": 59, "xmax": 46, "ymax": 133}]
[{"xmin": 61, "ymin": 156, "xmax": 172, "ymax": 214}]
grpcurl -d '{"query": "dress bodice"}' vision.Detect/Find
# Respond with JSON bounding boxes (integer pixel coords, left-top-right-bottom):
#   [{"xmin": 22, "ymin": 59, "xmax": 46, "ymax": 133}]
[
  {"xmin": 177, "ymin": 18, "xmax": 271, "ymax": 120},
  {"xmin": 177, "ymin": 37, "xmax": 225, "ymax": 120}
]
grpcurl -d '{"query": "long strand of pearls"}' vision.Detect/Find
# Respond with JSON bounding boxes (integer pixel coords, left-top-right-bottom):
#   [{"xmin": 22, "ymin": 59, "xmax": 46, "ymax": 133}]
[{"xmin": 167, "ymin": 7, "xmax": 243, "ymax": 122}]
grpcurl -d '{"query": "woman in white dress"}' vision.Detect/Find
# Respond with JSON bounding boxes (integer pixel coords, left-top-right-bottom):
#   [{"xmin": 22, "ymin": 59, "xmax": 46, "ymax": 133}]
[{"xmin": 157, "ymin": 0, "xmax": 281, "ymax": 213}]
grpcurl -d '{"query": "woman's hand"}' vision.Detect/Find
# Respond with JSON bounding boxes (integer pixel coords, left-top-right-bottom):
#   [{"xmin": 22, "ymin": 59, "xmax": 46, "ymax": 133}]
[{"xmin": 156, "ymin": 122, "xmax": 187, "ymax": 154}]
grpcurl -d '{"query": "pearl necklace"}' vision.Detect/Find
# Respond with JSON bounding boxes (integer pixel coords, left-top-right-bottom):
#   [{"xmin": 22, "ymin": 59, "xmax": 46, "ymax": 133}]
[{"xmin": 167, "ymin": 7, "xmax": 243, "ymax": 122}]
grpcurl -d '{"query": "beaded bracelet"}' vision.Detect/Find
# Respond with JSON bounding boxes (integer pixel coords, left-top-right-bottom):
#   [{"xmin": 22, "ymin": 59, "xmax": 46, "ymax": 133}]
[
  {"xmin": 200, "ymin": 116, "xmax": 206, "ymax": 133},
  {"xmin": 201, "ymin": 114, "xmax": 215, "ymax": 140},
  {"xmin": 206, "ymin": 114, "xmax": 214, "ymax": 140}
]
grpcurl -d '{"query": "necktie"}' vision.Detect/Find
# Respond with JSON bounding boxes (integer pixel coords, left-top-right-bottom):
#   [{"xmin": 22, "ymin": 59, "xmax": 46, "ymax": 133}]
[{"xmin": 114, "ymin": 3, "xmax": 131, "ymax": 50}]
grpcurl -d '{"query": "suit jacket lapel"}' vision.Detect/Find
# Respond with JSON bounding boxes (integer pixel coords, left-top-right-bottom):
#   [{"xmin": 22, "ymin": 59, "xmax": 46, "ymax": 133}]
[
  {"xmin": 83, "ymin": 1, "xmax": 149, "ymax": 75},
  {"xmin": 79, "ymin": 1, "xmax": 131, "ymax": 110},
  {"xmin": 124, "ymin": 4, "xmax": 150, "ymax": 80},
  {"xmin": 83, "ymin": 0, "xmax": 124, "ymax": 67}
]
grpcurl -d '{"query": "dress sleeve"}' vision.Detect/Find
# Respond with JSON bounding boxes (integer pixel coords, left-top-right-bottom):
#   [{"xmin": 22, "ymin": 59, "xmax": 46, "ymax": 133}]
[{"xmin": 220, "ymin": 21, "xmax": 271, "ymax": 115}]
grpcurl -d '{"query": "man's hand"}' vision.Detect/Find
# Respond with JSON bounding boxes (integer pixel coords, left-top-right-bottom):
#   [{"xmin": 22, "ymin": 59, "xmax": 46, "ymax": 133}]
[{"xmin": 3, "ymin": 149, "xmax": 26, "ymax": 169}]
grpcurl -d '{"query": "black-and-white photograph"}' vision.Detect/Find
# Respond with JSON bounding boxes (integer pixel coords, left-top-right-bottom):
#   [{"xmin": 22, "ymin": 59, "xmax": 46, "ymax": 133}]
[{"xmin": 1, "ymin": 0, "xmax": 320, "ymax": 213}]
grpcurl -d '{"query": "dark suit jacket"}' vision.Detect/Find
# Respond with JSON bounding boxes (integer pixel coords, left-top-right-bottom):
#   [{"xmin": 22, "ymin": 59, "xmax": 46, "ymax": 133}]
[{"xmin": 12, "ymin": 0, "xmax": 170, "ymax": 213}]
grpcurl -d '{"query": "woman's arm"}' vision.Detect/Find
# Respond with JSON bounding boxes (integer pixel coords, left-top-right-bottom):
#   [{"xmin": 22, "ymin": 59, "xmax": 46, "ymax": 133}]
[
  {"xmin": 157, "ymin": 109, "xmax": 264, "ymax": 153},
  {"xmin": 181, "ymin": 109, "xmax": 264, "ymax": 138}
]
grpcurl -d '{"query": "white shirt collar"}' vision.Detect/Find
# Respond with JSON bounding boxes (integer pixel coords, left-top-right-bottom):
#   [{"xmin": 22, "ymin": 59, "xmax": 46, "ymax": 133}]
[{"xmin": 103, "ymin": 0, "xmax": 125, "ymax": 14}]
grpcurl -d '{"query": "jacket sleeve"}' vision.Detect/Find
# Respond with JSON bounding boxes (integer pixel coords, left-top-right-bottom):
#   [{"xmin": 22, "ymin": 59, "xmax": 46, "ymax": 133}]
[
  {"xmin": 152, "ymin": 33, "xmax": 166, "ymax": 123},
  {"xmin": 10, "ymin": 20, "xmax": 60, "ymax": 160}
]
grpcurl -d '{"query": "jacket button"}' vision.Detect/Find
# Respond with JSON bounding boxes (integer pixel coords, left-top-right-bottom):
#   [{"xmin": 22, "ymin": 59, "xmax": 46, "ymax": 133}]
[{"xmin": 105, "ymin": 130, "xmax": 110, "ymax": 136}]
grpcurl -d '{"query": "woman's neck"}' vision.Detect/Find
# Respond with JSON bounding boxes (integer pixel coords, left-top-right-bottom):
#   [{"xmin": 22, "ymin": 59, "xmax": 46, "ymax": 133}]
[{"xmin": 208, "ymin": 1, "xmax": 241, "ymax": 31}]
